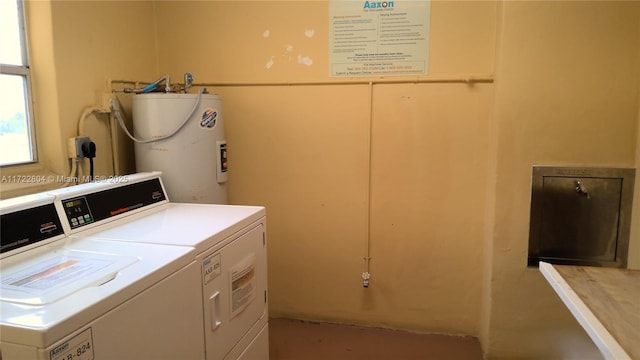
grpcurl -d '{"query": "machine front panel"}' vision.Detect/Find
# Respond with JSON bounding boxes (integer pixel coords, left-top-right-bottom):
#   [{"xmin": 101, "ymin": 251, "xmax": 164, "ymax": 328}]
[{"xmin": 201, "ymin": 223, "xmax": 268, "ymax": 360}]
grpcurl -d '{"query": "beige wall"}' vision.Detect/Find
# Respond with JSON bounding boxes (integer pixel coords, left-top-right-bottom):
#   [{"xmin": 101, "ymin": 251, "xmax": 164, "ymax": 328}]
[
  {"xmin": 155, "ymin": 1, "xmax": 495, "ymax": 82},
  {"xmin": 158, "ymin": 1, "xmax": 640, "ymax": 357},
  {"xmin": 5, "ymin": 1, "xmax": 640, "ymax": 359},
  {"xmin": 1, "ymin": 0, "xmax": 158, "ymax": 198},
  {"xmin": 44, "ymin": 1, "xmax": 159, "ymax": 177},
  {"xmin": 633, "ymin": 86, "xmax": 640, "ymax": 272},
  {"xmin": 631, "ymin": 18, "xmax": 640, "ymax": 272},
  {"xmin": 369, "ymin": 83, "xmax": 492, "ymax": 333},
  {"xmin": 154, "ymin": 0, "xmax": 497, "ymax": 336},
  {"xmin": 485, "ymin": 1, "xmax": 640, "ymax": 358}
]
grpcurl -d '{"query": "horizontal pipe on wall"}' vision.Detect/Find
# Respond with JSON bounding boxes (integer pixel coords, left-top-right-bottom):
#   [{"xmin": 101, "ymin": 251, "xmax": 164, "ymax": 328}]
[
  {"xmin": 194, "ymin": 75, "xmax": 494, "ymax": 88},
  {"xmin": 110, "ymin": 75, "xmax": 494, "ymax": 92}
]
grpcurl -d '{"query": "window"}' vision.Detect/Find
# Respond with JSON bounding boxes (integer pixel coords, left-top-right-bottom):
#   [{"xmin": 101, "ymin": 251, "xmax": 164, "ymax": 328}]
[{"xmin": 0, "ymin": 0, "xmax": 36, "ymax": 166}]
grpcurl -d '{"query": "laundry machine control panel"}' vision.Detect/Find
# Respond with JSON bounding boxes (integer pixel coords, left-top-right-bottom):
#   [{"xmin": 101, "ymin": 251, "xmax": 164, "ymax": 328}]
[
  {"xmin": 62, "ymin": 196, "xmax": 94, "ymax": 229},
  {"xmin": 1, "ymin": 201, "xmax": 64, "ymax": 255},
  {"xmin": 59, "ymin": 178, "xmax": 167, "ymax": 231}
]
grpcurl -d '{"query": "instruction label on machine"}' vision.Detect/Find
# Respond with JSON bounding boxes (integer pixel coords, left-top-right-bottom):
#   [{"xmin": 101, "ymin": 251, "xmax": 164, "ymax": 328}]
[
  {"xmin": 230, "ymin": 255, "xmax": 256, "ymax": 318},
  {"xmin": 203, "ymin": 253, "xmax": 221, "ymax": 285},
  {"xmin": 50, "ymin": 327, "xmax": 94, "ymax": 360},
  {"xmin": 2, "ymin": 256, "xmax": 112, "ymax": 291}
]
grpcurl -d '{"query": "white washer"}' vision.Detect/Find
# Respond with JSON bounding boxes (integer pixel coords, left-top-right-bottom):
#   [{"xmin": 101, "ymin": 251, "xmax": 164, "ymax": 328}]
[
  {"xmin": 48, "ymin": 172, "xmax": 269, "ymax": 360},
  {"xmin": 0, "ymin": 190, "xmax": 204, "ymax": 360}
]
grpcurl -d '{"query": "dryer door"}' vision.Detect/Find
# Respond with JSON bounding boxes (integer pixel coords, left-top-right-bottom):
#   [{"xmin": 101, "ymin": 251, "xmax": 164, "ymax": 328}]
[{"xmin": 201, "ymin": 224, "xmax": 267, "ymax": 360}]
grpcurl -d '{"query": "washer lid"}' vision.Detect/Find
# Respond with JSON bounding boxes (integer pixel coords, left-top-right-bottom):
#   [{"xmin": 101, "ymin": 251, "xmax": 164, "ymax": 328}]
[
  {"xmin": 82, "ymin": 203, "xmax": 265, "ymax": 253},
  {"xmin": 0, "ymin": 237, "xmax": 196, "ymax": 348},
  {"xmin": 0, "ymin": 248, "xmax": 137, "ymax": 305}
]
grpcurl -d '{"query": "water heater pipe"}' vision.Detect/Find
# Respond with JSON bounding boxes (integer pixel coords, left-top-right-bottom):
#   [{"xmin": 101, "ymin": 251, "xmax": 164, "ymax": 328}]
[{"xmin": 111, "ymin": 87, "xmax": 204, "ymax": 144}]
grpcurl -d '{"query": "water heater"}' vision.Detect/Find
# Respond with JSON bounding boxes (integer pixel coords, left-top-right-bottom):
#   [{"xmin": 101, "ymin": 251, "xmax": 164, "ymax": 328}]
[{"xmin": 132, "ymin": 92, "xmax": 228, "ymax": 204}]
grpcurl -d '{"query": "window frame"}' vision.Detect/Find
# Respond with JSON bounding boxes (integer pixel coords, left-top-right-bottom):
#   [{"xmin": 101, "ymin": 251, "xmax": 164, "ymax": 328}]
[{"xmin": 1, "ymin": 0, "xmax": 38, "ymax": 167}]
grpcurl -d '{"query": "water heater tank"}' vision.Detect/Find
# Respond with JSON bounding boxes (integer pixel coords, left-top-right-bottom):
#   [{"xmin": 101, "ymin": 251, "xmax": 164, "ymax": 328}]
[{"xmin": 132, "ymin": 92, "xmax": 228, "ymax": 204}]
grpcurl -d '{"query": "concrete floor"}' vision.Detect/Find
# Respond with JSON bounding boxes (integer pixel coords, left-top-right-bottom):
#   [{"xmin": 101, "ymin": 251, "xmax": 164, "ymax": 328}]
[{"xmin": 269, "ymin": 318, "xmax": 483, "ymax": 360}]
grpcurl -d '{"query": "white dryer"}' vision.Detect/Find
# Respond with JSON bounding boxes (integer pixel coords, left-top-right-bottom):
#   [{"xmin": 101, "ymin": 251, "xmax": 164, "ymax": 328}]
[
  {"xmin": 0, "ymin": 189, "xmax": 204, "ymax": 359},
  {"xmin": 48, "ymin": 172, "xmax": 269, "ymax": 360}
]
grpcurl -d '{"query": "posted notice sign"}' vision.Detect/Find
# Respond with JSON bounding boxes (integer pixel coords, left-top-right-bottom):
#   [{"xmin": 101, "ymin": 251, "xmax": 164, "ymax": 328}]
[{"xmin": 330, "ymin": 0, "xmax": 430, "ymax": 77}]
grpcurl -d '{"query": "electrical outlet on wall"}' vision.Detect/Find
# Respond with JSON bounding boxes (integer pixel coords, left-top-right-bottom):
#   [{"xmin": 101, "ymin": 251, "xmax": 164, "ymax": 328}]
[{"xmin": 67, "ymin": 137, "xmax": 92, "ymax": 159}]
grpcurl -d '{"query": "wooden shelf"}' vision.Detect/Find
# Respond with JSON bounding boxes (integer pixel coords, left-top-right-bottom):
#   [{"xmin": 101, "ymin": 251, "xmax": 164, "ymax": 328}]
[{"xmin": 539, "ymin": 262, "xmax": 640, "ymax": 360}]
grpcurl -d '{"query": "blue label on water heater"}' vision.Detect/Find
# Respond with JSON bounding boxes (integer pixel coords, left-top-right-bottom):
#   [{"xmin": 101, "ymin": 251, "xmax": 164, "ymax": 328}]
[{"xmin": 201, "ymin": 108, "xmax": 217, "ymax": 129}]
